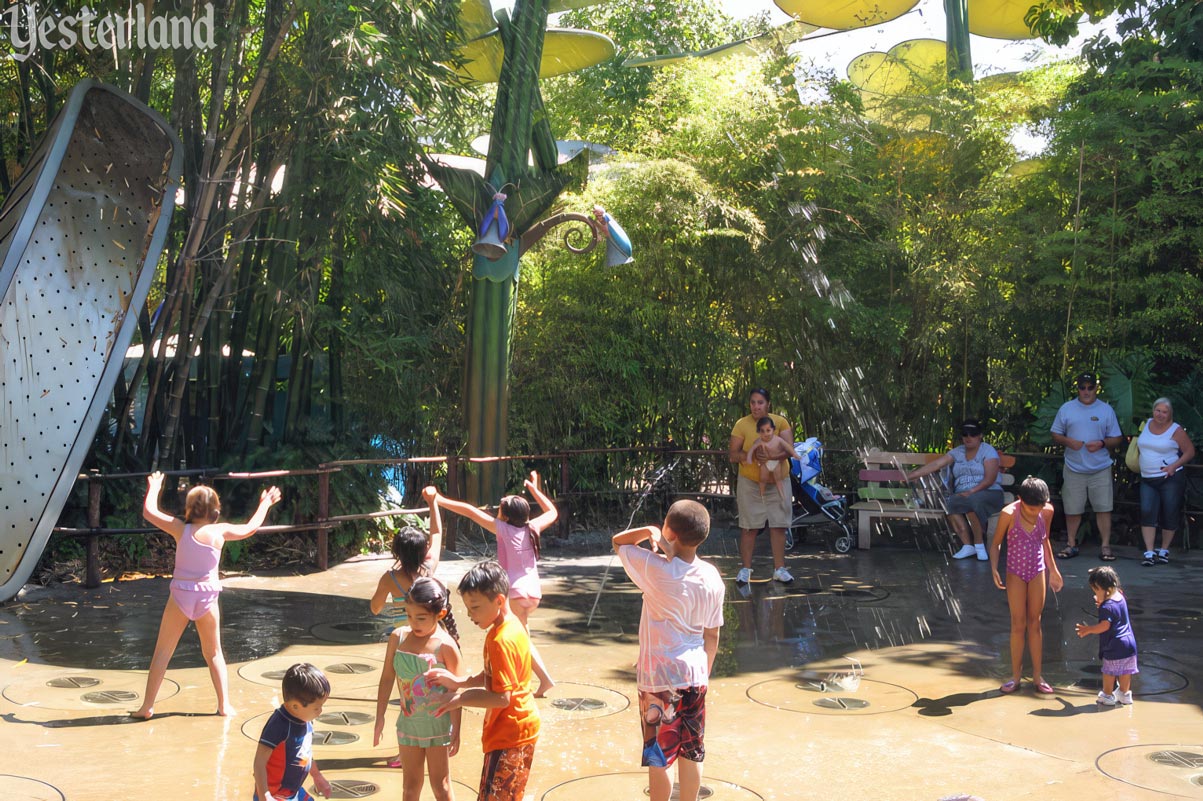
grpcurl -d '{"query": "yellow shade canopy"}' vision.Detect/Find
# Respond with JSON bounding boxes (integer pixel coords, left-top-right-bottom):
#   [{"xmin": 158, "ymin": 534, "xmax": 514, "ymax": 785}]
[
  {"xmin": 967, "ymin": 0, "xmax": 1043, "ymax": 39},
  {"xmin": 458, "ymin": 0, "xmax": 497, "ymax": 41},
  {"xmin": 624, "ymin": 20, "xmax": 817, "ymax": 67},
  {"xmin": 847, "ymin": 38, "xmax": 945, "ymax": 97},
  {"xmin": 456, "ymin": 27, "xmax": 616, "ymax": 83},
  {"xmin": 774, "ymin": 0, "xmax": 918, "ymax": 30}
]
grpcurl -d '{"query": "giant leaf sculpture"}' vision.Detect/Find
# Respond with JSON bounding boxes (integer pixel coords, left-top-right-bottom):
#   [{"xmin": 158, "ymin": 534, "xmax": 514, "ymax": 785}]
[{"xmin": 428, "ymin": 0, "xmax": 612, "ymax": 500}]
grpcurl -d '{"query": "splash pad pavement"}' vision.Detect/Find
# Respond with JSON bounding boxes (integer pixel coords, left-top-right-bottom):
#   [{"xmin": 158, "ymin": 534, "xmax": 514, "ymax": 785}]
[{"xmin": 1, "ymin": 530, "xmax": 1201, "ymax": 800}]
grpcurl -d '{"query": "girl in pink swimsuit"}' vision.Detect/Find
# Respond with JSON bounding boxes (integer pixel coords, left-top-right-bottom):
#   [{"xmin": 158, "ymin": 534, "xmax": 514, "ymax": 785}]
[
  {"xmin": 431, "ymin": 471, "xmax": 559, "ymax": 696},
  {"xmin": 132, "ymin": 472, "xmax": 282, "ymax": 719},
  {"xmin": 988, "ymin": 477, "xmax": 1064, "ymax": 696}
]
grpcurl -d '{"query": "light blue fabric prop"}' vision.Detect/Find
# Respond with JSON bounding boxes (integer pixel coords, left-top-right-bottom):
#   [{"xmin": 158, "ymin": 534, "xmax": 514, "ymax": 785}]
[{"xmin": 602, "ymin": 211, "xmax": 632, "ymax": 258}]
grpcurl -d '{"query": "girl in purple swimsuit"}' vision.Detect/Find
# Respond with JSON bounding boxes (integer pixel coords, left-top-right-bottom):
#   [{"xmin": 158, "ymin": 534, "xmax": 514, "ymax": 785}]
[
  {"xmin": 133, "ymin": 472, "xmax": 281, "ymax": 719},
  {"xmin": 988, "ymin": 477, "xmax": 1064, "ymax": 695},
  {"xmin": 432, "ymin": 471, "xmax": 559, "ymax": 696}
]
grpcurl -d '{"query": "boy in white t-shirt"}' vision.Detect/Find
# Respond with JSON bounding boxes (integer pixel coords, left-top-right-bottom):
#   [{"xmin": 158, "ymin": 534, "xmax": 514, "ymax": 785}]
[{"xmin": 613, "ymin": 500, "xmax": 725, "ymax": 801}]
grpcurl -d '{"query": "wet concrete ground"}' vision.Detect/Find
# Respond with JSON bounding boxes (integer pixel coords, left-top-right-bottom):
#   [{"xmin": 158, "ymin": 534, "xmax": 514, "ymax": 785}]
[{"xmin": 1, "ymin": 524, "xmax": 1201, "ymax": 800}]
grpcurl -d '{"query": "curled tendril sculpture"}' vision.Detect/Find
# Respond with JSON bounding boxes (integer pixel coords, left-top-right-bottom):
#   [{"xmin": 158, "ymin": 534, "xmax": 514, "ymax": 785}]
[{"xmin": 518, "ymin": 211, "xmax": 603, "ymax": 257}]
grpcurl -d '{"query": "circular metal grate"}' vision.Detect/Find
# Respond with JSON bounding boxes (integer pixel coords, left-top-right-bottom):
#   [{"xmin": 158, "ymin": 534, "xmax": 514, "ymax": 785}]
[
  {"xmin": 327, "ymin": 779, "xmax": 381, "ymax": 798},
  {"xmin": 312, "ymin": 730, "xmax": 359, "ymax": 746},
  {"xmin": 551, "ymin": 697, "xmax": 607, "ymax": 712},
  {"xmin": 318, "ymin": 711, "xmax": 374, "ymax": 726},
  {"xmin": 81, "ymin": 689, "xmax": 139, "ymax": 704},
  {"xmin": 47, "ymin": 676, "xmax": 101, "ymax": 688},
  {"xmin": 813, "ymin": 697, "xmax": 870, "ymax": 710},
  {"xmin": 325, "ymin": 662, "xmax": 375, "ymax": 675},
  {"xmin": 1148, "ymin": 751, "xmax": 1203, "ymax": 769}
]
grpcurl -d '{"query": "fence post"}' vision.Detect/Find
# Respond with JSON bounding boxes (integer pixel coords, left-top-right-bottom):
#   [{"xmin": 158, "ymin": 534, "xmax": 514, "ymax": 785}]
[
  {"xmin": 559, "ymin": 453, "xmax": 571, "ymax": 538},
  {"xmin": 316, "ymin": 469, "xmax": 330, "ymax": 571},
  {"xmin": 85, "ymin": 470, "xmax": 102, "ymax": 588},
  {"xmin": 445, "ymin": 455, "xmax": 460, "ymax": 551}
]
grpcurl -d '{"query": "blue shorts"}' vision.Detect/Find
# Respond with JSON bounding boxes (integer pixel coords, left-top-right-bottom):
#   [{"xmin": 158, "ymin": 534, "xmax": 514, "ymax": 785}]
[{"xmin": 1139, "ymin": 470, "xmax": 1185, "ymax": 531}]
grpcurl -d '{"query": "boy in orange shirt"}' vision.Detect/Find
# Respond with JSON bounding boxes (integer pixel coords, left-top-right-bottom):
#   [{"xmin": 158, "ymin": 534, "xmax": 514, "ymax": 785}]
[{"xmin": 426, "ymin": 561, "xmax": 540, "ymax": 801}]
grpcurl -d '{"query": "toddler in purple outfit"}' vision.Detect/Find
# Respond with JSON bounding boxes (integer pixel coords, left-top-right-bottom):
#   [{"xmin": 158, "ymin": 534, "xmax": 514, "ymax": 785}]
[{"xmin": 1076, "ymin": 566, "xmax": 1138, "ymax": 705}]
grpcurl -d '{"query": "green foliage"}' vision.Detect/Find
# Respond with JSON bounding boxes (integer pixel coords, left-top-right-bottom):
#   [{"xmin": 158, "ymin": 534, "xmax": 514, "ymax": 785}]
[
  {"xmin": 546, "ymin": 0, "xmax": 748, "ymax": 150},
  {"xmin": 1098, "ymin": 352, "xmax": 1157, "ymax": 432},
  {"xmin": 511, "ymin": 156, "xmax": 763, "ymax": 454}
]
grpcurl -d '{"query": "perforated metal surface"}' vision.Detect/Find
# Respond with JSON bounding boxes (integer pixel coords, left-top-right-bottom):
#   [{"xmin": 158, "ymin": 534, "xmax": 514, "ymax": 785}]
[{"xmin": 0, "ymin": 81, "xmax": 180, "ymax": 600}]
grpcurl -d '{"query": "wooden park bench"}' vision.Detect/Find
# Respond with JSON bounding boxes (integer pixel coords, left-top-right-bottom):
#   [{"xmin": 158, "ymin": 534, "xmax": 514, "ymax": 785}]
[{"xmin": 851, "ymin": 449, "xmax": 1016, "ymax": 550}]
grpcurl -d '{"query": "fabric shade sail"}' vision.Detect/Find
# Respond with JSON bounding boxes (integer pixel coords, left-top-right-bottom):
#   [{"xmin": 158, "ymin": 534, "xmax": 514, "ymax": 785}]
[
  {"xmin": 774, "ymin": 0, "xmax": 918, "ymax": 29},
  {"xmin": 456, "ymin": 27, "xmax": 616, "ymax": 83}
]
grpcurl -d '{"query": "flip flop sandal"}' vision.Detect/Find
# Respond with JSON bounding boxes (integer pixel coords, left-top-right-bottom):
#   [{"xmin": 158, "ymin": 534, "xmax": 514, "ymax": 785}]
[
  {"xmin": 999, "ymin": 680, "xmax": 1018, "ymax": 694},
  {"xmin": 387, "ymin": 757, "xmax": 404, "ymax": 768},
  {"xmin": 1057, "ymin": 546, "xmax": 1079, "ymax": 559},
  {"xmin": 1100, "ymin": 549, "xmax": 1117, "ymax": 561},
  {"xmin": 1034, "ymin": 680, "xmax": 1055, "ymax": 694}
]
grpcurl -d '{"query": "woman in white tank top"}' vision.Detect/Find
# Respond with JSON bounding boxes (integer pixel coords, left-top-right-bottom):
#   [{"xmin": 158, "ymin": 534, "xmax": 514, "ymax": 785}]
[{"xmin": 1135, "ymin": 398, "xmax": 1196, "ymax": 565}]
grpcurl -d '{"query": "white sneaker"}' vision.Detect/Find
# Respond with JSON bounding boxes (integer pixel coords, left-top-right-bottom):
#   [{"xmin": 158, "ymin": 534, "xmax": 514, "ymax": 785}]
[
  {"xmin": 1118, "ymin": 690, "xmax": 1133, "ymax": 705},
  {"xmin": 975, "ymin": 544, "xmax": 989, "ymax": 561},
  {"xmin": 952, "ymin": 544, "xmax": 977, "ymax": 559},
  {"xmin": 736, "ymin": 567, "xmax": 752, "ymax": 584},
  {"xmin": 772, "ymin": 566, "xmax": 794, "ymax": 583},
  {"xmin": 1097, "ymin": 691, "xmax": 1117, "ymax": 706}
]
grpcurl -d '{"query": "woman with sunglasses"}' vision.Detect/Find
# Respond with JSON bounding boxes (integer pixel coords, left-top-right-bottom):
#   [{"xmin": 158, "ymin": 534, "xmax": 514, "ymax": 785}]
[{"xmin": 903, "ymin": 418, "xmax": 1005, "ymax": 561}]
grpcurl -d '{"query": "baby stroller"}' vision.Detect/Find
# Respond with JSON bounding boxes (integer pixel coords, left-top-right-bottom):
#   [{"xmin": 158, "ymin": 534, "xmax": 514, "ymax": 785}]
[{"xmin": 785, "ymin": 438, "xmax": 854, "ymax": 553}]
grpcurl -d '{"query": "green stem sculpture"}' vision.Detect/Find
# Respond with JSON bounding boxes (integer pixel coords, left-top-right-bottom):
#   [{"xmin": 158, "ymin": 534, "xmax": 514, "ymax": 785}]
[
  {"xmin": 944, "ymin": 0, "xmax": 973, "ymax": 83},
  {"xmin": 425, "ymin": 0, "xmax": 588, "ymax": 501}
]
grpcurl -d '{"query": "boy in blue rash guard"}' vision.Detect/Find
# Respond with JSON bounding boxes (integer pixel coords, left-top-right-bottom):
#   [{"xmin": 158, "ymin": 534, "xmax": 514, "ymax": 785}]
[{"xmin": 254, "ymin": 663, "xmax": 332, "ymax": 801}]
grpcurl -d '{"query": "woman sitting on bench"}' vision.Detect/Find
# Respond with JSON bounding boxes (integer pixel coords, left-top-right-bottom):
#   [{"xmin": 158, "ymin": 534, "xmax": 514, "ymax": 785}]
[{"xmin": 902, "ymin": 418, "xmax": 1005, "ymax": 561}]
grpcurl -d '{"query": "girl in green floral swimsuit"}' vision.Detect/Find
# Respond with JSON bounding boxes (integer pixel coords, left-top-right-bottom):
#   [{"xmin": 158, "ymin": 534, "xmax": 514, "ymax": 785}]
[{"xmin": 374, "ymin": 577, "xmax": 463, "ymax": 801}]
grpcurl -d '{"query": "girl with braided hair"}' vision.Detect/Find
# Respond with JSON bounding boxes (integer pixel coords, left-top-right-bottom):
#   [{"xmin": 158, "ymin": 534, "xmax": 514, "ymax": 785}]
[{"xmin": 374, "ymin": 576, "xmax": 463, "ymax": 801}]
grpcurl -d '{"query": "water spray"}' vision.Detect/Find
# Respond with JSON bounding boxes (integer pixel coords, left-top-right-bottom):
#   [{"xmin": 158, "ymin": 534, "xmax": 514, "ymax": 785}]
[{"xmin": 584, "ymin": 458, "xmax": 680, "ymax": 628}]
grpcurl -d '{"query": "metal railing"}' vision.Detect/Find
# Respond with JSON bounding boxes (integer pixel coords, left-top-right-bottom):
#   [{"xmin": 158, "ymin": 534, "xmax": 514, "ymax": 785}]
[{"xmin": 51, "ymin": 448, "xmax": 1202, "ymax": 588}]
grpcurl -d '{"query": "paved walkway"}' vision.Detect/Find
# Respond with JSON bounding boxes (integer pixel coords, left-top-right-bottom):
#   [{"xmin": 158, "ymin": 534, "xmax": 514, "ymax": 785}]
[{"xmin": 1, "ymin": 529, "xmax": 1200, "ymax": 800}]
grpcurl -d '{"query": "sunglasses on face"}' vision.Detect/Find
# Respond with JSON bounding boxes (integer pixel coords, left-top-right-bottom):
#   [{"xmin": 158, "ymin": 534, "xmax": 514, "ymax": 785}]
[
  {"xmin": 961, "ymin": 431, "xmax": 981, "ymax": 437},
  {"xmin": 1078, "ymin": 384, "xmax": 1097, "ymax": 391}
]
